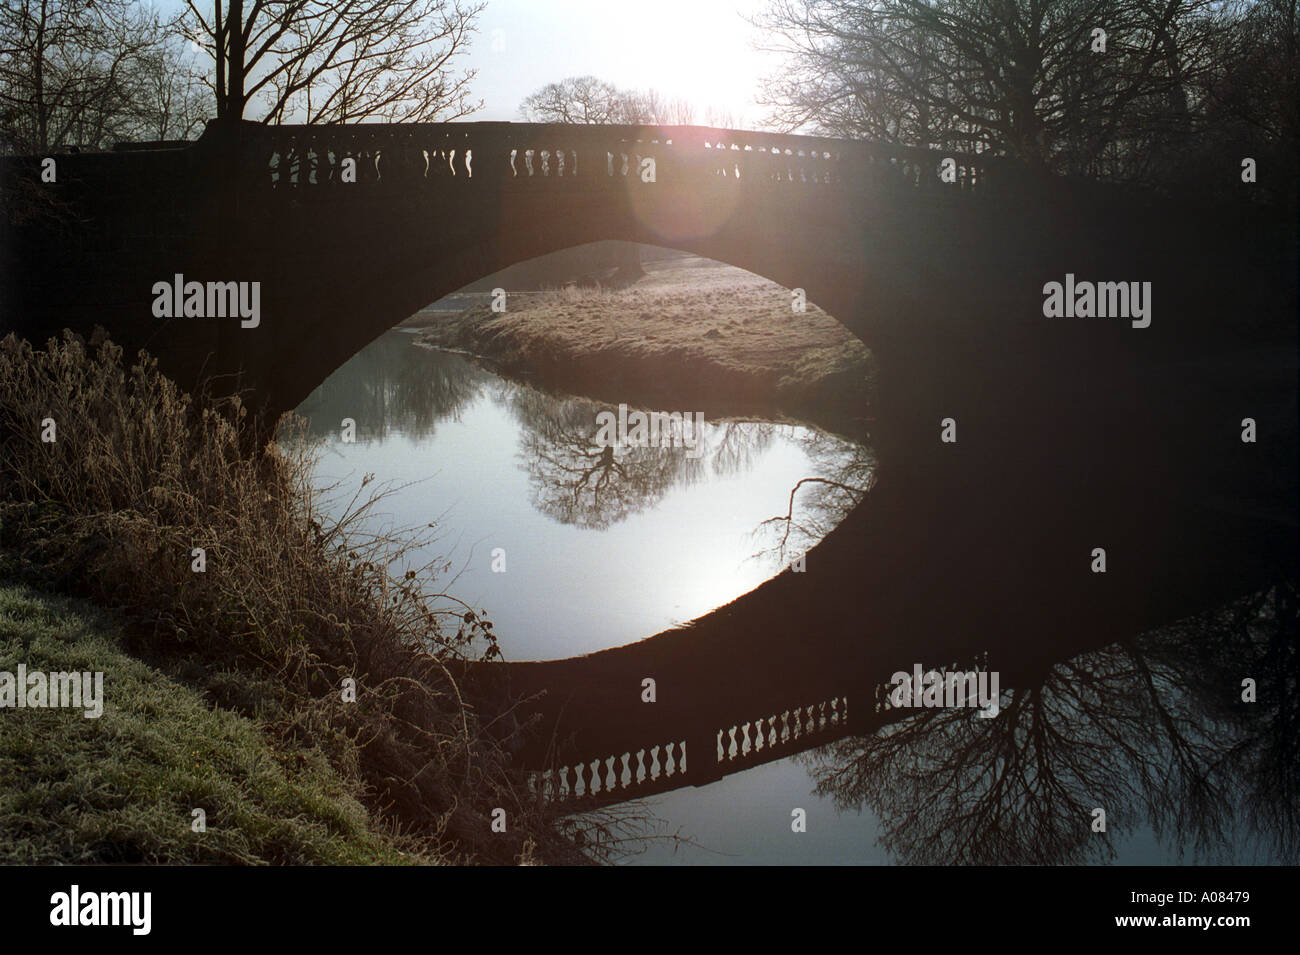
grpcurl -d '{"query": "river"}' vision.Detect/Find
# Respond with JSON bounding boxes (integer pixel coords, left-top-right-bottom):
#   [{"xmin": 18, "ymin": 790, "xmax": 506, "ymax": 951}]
[
  {"xmin": 294, "ymin": 330, "xmax": 866, "ymax": 662},
  {"xmin": 291, "ymin": 329, "xmax": 1289, "ymax": 865}
]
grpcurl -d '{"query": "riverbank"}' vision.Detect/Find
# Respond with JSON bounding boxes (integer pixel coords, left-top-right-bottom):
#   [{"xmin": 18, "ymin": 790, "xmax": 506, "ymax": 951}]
[
  {"xmin": 0, "ymin": 579, "xmax": 428, "ymax": 864},
  {"xmin": 411, "ymin": 257, "xmax": 876, "ymax": 440},
  {"xmin": 0, "ymin": 330, "xmax": 585, "ymax": 866}
]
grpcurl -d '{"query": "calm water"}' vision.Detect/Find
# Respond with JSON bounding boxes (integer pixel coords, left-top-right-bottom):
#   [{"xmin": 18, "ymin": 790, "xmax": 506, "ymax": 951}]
[
  {"xmin": 293, "ymin": 330, "xmax": 1291, "ymax": 866},
  {"xmin": 295, "ymin": 331, "xmax": 866, "ymax": 661}
]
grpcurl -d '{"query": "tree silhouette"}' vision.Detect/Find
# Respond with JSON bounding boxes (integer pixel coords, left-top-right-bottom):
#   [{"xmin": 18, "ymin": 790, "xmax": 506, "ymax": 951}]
[
  {"xmin": 800, "ymin": 581, "xmax": 1299, "ymax": 864},
  {"xmin": 754, "ymin": 429, "xmax": 874, "ymax": 564},
  {"xmin": 510, "ymin": 391, "xmax": 699, "ymax": 530},
  {"xmin": 294, "ymin": 336, "xmax": 489, "ymax": 443},
  {"xmin": 520, "ymin": 75, "xmax": 699, "ymax": 126},
  {"xmin": 0, "ymin": 0, "xmax": 176, "ymax": 151},
  {"xmin": 182, "ymin": 0, "xmax": 482, "ymax": 123},
  {"xmin": 754, "ymin": 0, "xmax": 1296, "ymax": 189},
  {"xmin": 508, "ymin": 396, "xmax": 822, "ymax": 531}
]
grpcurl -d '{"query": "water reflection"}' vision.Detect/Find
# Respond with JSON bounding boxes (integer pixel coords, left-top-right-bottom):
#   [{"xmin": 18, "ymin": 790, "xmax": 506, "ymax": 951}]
[
  {"xmin": 298, "ymin": 334, "xmax": 866, "ymax": 535},
  {"xmin": 298, "ymin": 332, "xmax": 490, "ymax": 441},
  {"xmin": 506, "ymin": 389, "xmax": 703, "ymax": 530},
  {"xmin": 507, "ymin": 392, "xmax": 799, "ymax": 531},
  {"xmin": 752, "ymin": 433, "xmax": 874, "ymax": 563},
  {"xmin": 796, "ymin": 581, "xmax": 1299, "ymax": 864},
  {"xmin": 292, "ymin": 333, "xmax": 1295, "ymax": 864},
  {"xmin": 293, "ymin": 331, "xmax": 867, "ymax": 660}
]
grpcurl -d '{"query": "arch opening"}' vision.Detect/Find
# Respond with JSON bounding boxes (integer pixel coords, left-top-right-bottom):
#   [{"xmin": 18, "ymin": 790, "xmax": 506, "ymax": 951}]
[{"xmin": 288, "ymin": 241, "xmax": 878, "ymax": 663}]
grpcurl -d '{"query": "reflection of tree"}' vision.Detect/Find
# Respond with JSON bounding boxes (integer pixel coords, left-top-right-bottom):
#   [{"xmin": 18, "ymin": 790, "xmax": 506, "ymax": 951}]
[
  {"xmin": 294, "ymin": 335, "xmax": 489, "ymax": 442},
  {"xmin": 295, "ymin": 333, "xmax": 875, "ymax": 534},
  {"xmin": 1138, "ymin": 582, "xmax": 1300, "ymax": 861},
  {"xmin": 755, "ymin": 431, "xmax": 875, "ymax": 563},
  {"xmin": 510, "ymin": 390, "xmax": 695, "ymax": 530},
  {"xmin": 508, "ymin": 396, "xmax": 836, "ymax": 531},
  {"xmin": 709, "ymin": 421, "xmax": 777, "ymax": 478},
  {"xmin": 800, "ymin": 581, "xmax": 1298, "ymax": 864}
]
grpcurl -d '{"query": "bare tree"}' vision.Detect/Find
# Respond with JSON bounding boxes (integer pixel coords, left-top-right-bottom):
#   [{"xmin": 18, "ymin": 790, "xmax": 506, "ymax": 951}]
[
  {"xmin": 519, "ymin": 75, "xmax": 625, "ymax": 124},
  {"xmin": 625, "ymin": 87, "xmax": 697, "ymax": 125},
  {"xmin": 519, "ymin": 74, "xmax": 737, "ymax": 127},
  {"xmin": 753, "ymin": 0, "xmax": 1243, "ymax": 179},
  {"xmin": 125, "ymin": 35, "xmax": 213, "ymax": 141},
  {"xmin": 702, "ymin": 103, "xmax": 739, "ymax": 128},
  {"xmin": 801, "ymin": 581, "xmax": 1298, "ymax": 864},
  {"xmin": 1186, "ymin": 0, "xmax": 1299, "ymax": 196},
  {"xmin": 0, "ymin": 0, "xmax": 169, "ymax": 151},
  {"xmin": 510, "ymin": 390, "xmax": 700, "ymax": 530},
  {"xmin": 181, "ymin": 0, "xmax": 483, "ymax": 123},
  {"xmin": 753, "ymin": 431, "xmax": 872, "ymax": 566}
]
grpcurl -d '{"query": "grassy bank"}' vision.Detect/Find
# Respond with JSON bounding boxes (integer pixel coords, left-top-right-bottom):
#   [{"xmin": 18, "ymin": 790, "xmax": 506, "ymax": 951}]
[
  {"xmin": 0, "ymin": 329, "xmax": 582, "ymax": 866},
  {"xmin": 0, "ymin": 579, "xmax": 421, "ymax": 864},
  {"xmin": 414, "ymin": 257, "xmax": 876, "ymax": 439}
]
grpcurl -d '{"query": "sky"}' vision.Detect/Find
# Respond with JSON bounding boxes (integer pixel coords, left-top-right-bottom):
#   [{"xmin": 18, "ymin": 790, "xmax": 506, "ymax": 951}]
[
  {"xmin": 163, "ymin": 0, "xmax": 789, "ymax": 127},
  {"xmin": 467, "ymin": 0, "xmax": 782, "ymax": 124}
]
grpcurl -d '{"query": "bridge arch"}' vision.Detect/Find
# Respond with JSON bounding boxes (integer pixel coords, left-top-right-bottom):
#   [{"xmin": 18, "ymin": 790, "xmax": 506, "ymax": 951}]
[
  {"xmin": 2, "ymin": 120, "xmax": 1292, "ymax": 806},
  {"xmin": 217, "ymin": 120, "xmax": 914, "ymax": 419},
  {"xmin": 282, "ymin": 231, "xmax": 857, "ymax": 424}
]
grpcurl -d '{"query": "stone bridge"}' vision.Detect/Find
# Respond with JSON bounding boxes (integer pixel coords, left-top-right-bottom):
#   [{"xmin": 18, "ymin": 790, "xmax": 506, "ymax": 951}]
[{"xmin": 1, "ymin": 121, "xmax": 1294, "ymax": 806}]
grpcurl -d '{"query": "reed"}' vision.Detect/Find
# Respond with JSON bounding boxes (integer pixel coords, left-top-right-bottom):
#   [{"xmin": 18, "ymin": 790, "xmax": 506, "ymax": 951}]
[{"xmin": 0, "ymin": 328, "xmax": 592, "ymax": 865}]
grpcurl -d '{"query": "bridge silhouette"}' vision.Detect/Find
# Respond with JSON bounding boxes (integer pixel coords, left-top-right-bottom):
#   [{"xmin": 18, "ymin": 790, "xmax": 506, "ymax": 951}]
[{"xmin": 1, "ymin": 121, "xmax": 1295, "ymax": 808}]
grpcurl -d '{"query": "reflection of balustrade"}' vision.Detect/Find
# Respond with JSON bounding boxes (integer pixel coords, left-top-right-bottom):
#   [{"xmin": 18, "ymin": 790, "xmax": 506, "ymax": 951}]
[
  {"xmin": 873, "ymin": 654, "xmax": 996, "ymax": 712},
  {"xmin": 530, "ymin": 691, "xmax": 858, "ymax": 807},
  {"xmin": 529, "ymin": 738, "xmax": 689, "ymax": 802},
  {"xmin": 715, "ymin": 695, "xmax": 850, "ymax": 772},
  {"xmin": 524, "ymin": 657, "xmax": 997, "ymax": 806}
]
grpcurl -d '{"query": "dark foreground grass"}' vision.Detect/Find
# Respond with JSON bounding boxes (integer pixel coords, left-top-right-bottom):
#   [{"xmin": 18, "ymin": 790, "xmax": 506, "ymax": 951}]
[
  {"xmin": 0, "ymin": 580, "xmax": 422, "ymax": 864},
  {"xmin": 0, "ymin": 329, "xmax": 587, "ymax": 865}
]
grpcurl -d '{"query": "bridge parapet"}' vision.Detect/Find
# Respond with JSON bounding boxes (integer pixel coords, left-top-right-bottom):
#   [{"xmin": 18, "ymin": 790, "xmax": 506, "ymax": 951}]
[{"xmin": 187, "ymin": 121, "xmax": 1007, "ymax": 198}]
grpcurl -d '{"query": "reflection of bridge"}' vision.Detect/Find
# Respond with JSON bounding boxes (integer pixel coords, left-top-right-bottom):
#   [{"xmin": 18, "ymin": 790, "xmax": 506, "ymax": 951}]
[
  {"xmin": 481, "ymin": 657, "xmax": 1000, "ymax": 809},
  {"xmin": 524, "ymin": 687, "xmax": 870, "ymax": 807},
  {"xmin": 2, "ymin": 122, "xmax": 1295, "ymax": 808}
]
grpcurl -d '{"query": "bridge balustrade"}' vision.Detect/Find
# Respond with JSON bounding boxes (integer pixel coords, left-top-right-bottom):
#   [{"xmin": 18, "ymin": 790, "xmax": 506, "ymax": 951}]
[{"xmin": 190, "ymin": 122, "xmax": 1006, "ymax": 200}]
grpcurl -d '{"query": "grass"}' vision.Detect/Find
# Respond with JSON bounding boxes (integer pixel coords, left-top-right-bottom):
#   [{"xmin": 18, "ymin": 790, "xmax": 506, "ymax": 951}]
[
  {"xmin": 415, "ymin": 257, "xmax": 875, "ymax": 438},
  {"xmin": 0, "ymin": 579, "xmax": 421, "ymax": 864},
  {"xmin": 0, "ymin": 328, "xmax": 589, "ymax": 865}
]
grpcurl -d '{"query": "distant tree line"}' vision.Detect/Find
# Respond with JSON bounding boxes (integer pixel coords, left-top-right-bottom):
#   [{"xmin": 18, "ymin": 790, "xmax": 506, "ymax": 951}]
[
  {"xmin": 520, "ymin": 75, "xmax": 739, "ymax": 127},
  {"xmin": 754, "ymin": 0, "xmax": 1297, "ymax": 193}
]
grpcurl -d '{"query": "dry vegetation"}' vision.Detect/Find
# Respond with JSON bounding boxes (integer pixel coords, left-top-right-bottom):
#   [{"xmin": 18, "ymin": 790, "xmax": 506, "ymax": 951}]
[
  {"xmin": 416, "ymin": 257, "xmax": 875, "ymax": 437},
  {"xmin": 0, "ymin": 329, "xmax": 598, "ymax": 865}
]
